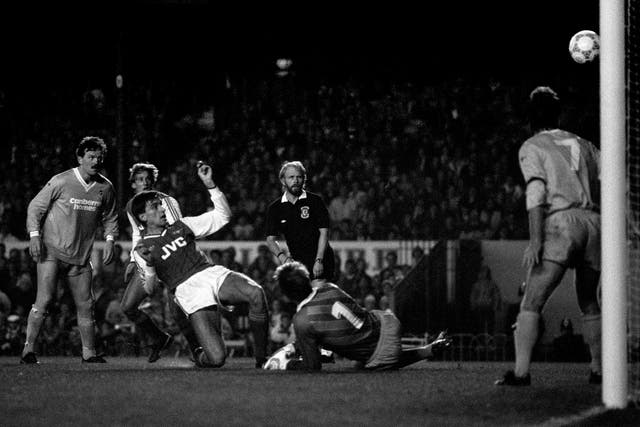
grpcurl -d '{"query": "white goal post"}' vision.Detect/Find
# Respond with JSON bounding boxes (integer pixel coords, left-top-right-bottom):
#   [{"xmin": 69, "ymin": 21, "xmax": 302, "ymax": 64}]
[{"xmin": 600, "ymin": 0, "xmax": 628, "ymax": 409}]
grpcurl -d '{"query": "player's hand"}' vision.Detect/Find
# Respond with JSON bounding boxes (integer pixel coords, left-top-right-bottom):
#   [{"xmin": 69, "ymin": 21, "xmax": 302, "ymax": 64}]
[
  {"xmin": 136, "ymin": 245, "xmax": 156, "ymax": 268},
  {"xmin": 313, "ymin": 259, "xmax": 324, "ymax": 278},
  {"xmin": 429, "ymin": 331, "xmax": 452, "ymax": 360},
  {"xmin": 523, "ymin": 240, "xmax": 542, "ymax": 269},
  {"xmin": 29, "ymin": 236, "xmax": 42, "ymax": 262},
  {"xmin": 103, "ymin": 240, "xmax": 115, "ymax": 265},
  {"xmin": 196, "ymin": 161, "xmax": 216, "ymax": 188},
  {"xmin": 142, "ymin": 274, "xmax": 158, "ymax": 295},
  {"xmin": 124, "ymin": 261, "xmax": 137, "ymax": 284}
]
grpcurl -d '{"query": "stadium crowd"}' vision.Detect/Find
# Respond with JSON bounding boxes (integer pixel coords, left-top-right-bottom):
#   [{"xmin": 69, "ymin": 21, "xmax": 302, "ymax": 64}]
[{"xmin": 0, "ymin": 73, "xmax": 598, "ymax": 357}]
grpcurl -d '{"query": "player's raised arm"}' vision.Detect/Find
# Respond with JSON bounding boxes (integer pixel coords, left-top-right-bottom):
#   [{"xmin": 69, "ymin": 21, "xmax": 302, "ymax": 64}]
[{"xmin": 181, "ymin": 161, "xmax": 232, "ymax": 238}]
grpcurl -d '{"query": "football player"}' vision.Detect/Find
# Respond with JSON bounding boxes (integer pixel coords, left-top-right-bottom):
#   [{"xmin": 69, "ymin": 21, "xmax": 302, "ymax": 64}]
[
  {"xmin": 131, "ymin": 162, "xmax": 269, "ymax": 368},
  {"xmin": 264, "ymin": 261, "xmax": 450, "ymax": 371},
  {"xmin": 23, "ymin": 136, "xmax": 118, "ymax": 364},
  {"xmin": 496, "ymin": 87, "xmax": 601, "ymax": 386},
  {"xmin": 121, "ymin": 162, "xmax": 200, "ymax": 363}
]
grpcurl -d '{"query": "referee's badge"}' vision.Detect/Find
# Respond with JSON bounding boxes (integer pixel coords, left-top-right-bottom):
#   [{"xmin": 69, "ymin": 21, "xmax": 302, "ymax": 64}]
[{"xmin": 300, "ymin": 206, "xmax": 310, "ymax": 219}]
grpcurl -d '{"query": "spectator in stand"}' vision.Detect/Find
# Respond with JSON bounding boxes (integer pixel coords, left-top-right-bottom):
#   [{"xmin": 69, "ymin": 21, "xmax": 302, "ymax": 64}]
[
  {"xmin": 221, "ymin": 246, "xmax": 244, "ymax": 273},
  {"xmin": 469, "ymin": 265, "xmax": 501, "ymax": 334},
  {"xmin": 379, "ymin": 251, "xmax": 405, "ymax": 286},
  {"xmin": 209, "ymin": 249, "xmax": 223, "ymax": 265},
  {"xmin": 363, "ymin": 294, "xmax": 377, "ymax": 312},
  {"xmin": 354, "ymin": 258, "xmax": 372, "ymax": 290},
  {"xmin": 411, "ymin": 247, "xmax": 425, "ymax": 267},
  {"xmin": 329, "ymin": 185, "xmax": 358, "ymax": 223},
  {"xmin": 247, "ymin": 244, "xmax": 277, "ymax": 284},
  {"xmin": 337, "ymin": 259, "xmax": 358, "ymax": 296},
  {"xmin": 269, "ymin": 310, "xmax": 296, "ymax": 353},
  {"xmin": 232, "ymin": 212, "xmax": 255, "ymax": 240}
]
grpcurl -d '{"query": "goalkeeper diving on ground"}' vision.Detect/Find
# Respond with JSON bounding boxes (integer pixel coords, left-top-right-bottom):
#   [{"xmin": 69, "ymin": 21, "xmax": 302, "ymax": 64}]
[{"xmin": 264, "ymin": 261, "xmax": 451, "ymax": 371}]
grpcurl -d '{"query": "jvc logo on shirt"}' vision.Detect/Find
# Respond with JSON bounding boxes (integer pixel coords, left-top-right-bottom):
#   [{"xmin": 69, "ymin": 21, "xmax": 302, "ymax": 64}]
[{"xmin": 161, "ymin": 237, "xmax": 187, "ymax": 260}]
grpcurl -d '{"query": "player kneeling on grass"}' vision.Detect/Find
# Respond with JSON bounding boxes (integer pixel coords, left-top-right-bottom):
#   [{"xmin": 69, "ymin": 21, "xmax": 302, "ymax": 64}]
[
  {"xmin": 131, "ymin": 162, "xmax": 269, "ymax": 368},
  {"xmin": 264, "ymin": 261, "xmax": 451, "ymax": 371}
]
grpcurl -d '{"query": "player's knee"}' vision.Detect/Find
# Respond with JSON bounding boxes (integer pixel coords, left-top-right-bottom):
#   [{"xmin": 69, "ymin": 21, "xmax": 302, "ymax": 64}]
[
  {"xmin": 30, "ymin": 305, "xmax": 49, "ymax": 318},
  {"xmin": 200, "ymin": 349, "xmax": 226, "ymax": 367},
  {"xmin": 519, "ymin": 295, "xmax": 545, "ymax": 313},
  {"xmin": 76, "ymin": 298, "xmax": 94, "ymax": 318},
  {"xmin": 246, "ymin": 283, "xmax": 267, "ymax": 311},
  {"xmin": 120, "ymin": 302, "xmax": 139, "ymax": 320}
]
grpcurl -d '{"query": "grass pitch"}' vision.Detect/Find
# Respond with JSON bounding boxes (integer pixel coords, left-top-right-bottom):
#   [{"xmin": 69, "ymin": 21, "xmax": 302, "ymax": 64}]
[{"xmin": 1, "ymin": 357, "xmax": 638, "ymax": 426}]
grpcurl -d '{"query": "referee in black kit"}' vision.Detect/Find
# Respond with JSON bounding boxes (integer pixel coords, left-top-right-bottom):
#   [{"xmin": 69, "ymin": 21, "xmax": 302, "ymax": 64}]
[{"xmin": 265, "ymin": 161, "xmax": 335, "ymax": 281}]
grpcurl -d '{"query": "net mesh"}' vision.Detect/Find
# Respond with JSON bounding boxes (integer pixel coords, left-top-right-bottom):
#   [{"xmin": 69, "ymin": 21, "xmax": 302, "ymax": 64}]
[{"xmin": 627, "ymin": 0, "xmax": 640, "ymax": 404}]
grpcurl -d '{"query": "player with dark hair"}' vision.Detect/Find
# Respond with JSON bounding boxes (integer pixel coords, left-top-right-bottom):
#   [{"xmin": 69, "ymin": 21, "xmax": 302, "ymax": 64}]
[
  {"xmin": 496, "ymin": 87, "xmax": 602, "ymax": 386},
  {"xmin": 23, "ymin": 136, "xmax": 118, "ymax": 364},
  {"xmin": 121, "ymin": 162, "xmax": 200, "ymax": 363},
  {"xmin": 265, "ymin": 161, "xmax": 335, "ymax": 281},
  {"xmin": 132, "ymin": 162, "xmax": 269, "ymax": 368},
  {"xmin": 263, "ymin": 261, "xmax": 450, "ymax": 371}
]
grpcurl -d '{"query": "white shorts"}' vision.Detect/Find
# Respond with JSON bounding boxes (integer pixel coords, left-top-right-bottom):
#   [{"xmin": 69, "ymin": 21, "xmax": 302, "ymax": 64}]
[
  {"xmin": 365, "ymin": 310, "xmax": 402, "ymax": 369},
  {"xmin": 174, "ymin": 265, "xmax": 232, "ymax": 315}
]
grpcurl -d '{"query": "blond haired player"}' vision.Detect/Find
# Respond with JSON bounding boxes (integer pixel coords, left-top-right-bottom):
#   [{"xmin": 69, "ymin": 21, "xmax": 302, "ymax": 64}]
[
  {"xmin": 121, "ymin": 162, "xmax": 199, "ymax": 363},
  {"xmin": 496, "ymin": 87, "xmax": 602, "ymax": 386}
]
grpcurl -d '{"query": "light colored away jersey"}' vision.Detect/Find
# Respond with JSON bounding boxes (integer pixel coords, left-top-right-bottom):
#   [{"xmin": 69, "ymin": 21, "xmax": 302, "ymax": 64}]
[
  {"xmin": 26, "ymin": 168, "xmax": 118, "ymax": 265},
  {"xmin": 518, "ymin": 129, "xmax": 600, "ymax": 214},
  {"xmin": 126, "ymin": 191, "xmax": 182, "ymax": 258},
  {"xmin": 133, "ymin": 188, "xmax": 231, "ymax": 289}
]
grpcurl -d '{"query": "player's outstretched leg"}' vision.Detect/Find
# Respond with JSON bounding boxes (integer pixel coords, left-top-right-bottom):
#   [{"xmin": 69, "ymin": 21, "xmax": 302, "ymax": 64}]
[
  {"xmin": 394, "ymin": 331, "xmax": 452, "ymax": 369},
  {"xmin": 190, "ymin": 306, "xmax": 226, "ymax": 368},
  {"xmin": 217, "ymin": 272, "xmax": 269, "ymax": 368},
  {"xmin": 120, "ymin": 273, "xmax": 171, "ymax": 362}
]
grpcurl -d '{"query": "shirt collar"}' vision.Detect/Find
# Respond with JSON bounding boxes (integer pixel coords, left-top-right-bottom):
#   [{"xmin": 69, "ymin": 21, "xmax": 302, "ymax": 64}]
[{"xmin": 281, "ymin": 190, "xmax": 307, "ymax": 203}]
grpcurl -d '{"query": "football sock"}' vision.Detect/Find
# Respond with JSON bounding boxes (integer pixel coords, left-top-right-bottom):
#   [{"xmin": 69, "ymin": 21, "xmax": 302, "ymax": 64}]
[
  {"xmin": 125, "ymin": 305, "xmax": 166, "ymax": 343},
  {"xmin": 175, "ymin": 311, "xmax": 200, "ymax": 355},
  {"xmin": 249, "ymin": 312, "xmax": 268, "ymax": 362},
  {"xmin": 23, "ymin": 306, "xmax": 45, "ymax": 355},
  {"xmin": 514, "ymin": 310, "xmax": 540, "ymax": 377},
  {"xmin": 582, "ymin": 314, "xmax": 602, "ymax": 374},
  {"xmin": 77, "ymin": 315, "xmax": 97, "ymax": 359},
  {"xmin": 136, "ymin": 315, "xmax": 166, "ymax": 343}
]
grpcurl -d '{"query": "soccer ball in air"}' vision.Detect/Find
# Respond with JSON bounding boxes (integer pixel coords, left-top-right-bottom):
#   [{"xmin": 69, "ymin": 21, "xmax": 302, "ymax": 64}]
[{"xmin": 568, "ymin": 30, "xmax": 600, "ymax": 63}]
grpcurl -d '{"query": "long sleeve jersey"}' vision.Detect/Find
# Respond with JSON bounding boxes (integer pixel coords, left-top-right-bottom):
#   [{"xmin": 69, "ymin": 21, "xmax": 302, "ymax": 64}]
[
  {"xmin": 26, "ymin": 168, "xmax": 119, "ymax": 265},
  {"xmin": 133, "ymin": 188, "xmax": 231, "ymax": 289}
]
